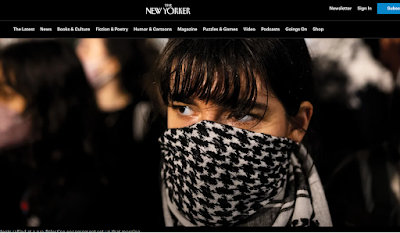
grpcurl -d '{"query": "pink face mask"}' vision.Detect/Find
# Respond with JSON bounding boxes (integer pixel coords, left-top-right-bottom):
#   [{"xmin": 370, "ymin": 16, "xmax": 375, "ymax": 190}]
[
  {"xmin": 0, "ymin": 104, "xmax": 31, "ymax": 151},
  {"xmin": 81, "ymin": 58, "xmax": 116, "ymax": 89}
]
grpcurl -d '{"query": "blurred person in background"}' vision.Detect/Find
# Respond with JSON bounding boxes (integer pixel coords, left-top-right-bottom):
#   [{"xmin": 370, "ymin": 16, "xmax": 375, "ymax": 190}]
[
  {"xmin": 0, "ymin": 39, "xmax": 103, "ymax": 227},
  {"xmin": 306, "ymin": 38, "xmax": 400, "ymax": 226},
  {"xmin": 75, "ymin": 38, "xmax": 164, "ymax": 226}
]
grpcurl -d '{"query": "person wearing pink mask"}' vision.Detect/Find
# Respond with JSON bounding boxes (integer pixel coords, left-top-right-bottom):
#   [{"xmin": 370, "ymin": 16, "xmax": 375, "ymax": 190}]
[{"xmin": 0, "ymin": 39, "xmax": 104, "ymax": 227}]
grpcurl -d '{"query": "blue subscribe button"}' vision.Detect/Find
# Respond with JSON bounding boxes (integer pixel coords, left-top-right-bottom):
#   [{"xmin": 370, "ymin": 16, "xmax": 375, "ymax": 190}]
[{"xmin": 377, "ymin": 3, "xmax": 400, "ymax": 14}]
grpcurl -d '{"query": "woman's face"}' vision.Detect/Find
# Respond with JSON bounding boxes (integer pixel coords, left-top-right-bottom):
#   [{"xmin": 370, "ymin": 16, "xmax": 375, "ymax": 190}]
[
  {"xmin": 0, "ymin": 64, "xmax": 26, "ymax": 113},
  {"xmin": 75, "ymin": 38, "xmax": 108, "ymax": 63},
  {"xmin": 75, "ymin": 38, "xmax": 120, "ymax": 89},
  {"xmin": 0, "ymin": 63, "xmax": 32, "ymax": 150},
  {"xmin": 167, "ymin": 75, "xmax": 313, "ymax": 143}
]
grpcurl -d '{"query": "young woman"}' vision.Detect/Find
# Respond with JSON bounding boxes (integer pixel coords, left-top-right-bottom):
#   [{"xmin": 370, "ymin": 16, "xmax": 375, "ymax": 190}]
[
  {"xmin": 152, "ymin": 39, "xmax": 332, "ymax": 227},
  {"xmin": 0, "ymin": 39, "xmax": 103, "ymax": 227}
]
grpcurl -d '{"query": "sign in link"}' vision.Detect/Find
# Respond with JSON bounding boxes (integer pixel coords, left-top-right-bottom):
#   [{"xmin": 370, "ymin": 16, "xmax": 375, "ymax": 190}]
[{"xmin": 377, "ymin": 3, "xmax": 400, "ymax": 14}]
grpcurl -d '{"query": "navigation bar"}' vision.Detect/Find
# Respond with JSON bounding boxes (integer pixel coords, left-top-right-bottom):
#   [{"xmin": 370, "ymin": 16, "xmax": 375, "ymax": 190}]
[{"xmin": 2, "ymin": 21, "xmax": 396, "ymax": 37}]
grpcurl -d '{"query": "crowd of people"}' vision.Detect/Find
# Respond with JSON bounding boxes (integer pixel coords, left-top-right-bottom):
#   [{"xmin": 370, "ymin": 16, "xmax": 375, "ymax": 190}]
[{"xmin": 0, "ymin": 38, "xmax": 399, "ymax": 228}]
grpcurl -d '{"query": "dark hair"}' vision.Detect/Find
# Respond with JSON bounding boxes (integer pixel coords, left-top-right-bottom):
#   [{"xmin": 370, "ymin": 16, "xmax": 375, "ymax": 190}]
[
  {"xmin": 104, "ymin": 39, "xmax": 159, "ymax": 100},
  {"xmin": 0, "ymin": 39, "xmax": 101, "ymax": 222},
  {"xmin": 1, "ymin": 40, "xmax": 98, "ymax": 145},
  {"xmin": 154, "ymin": 39, "xmax": 314, "ymax": 120}
]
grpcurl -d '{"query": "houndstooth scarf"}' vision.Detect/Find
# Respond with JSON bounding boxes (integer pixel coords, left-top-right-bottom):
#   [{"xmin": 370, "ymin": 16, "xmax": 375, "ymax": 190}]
[{"xmin": 159, "ymin": 120, "xmax": 332, "ymax": 227}]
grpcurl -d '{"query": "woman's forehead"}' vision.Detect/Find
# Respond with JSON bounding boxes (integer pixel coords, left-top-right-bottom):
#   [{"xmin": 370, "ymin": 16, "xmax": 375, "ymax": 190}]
[
  {"xmin": 162, "ymin": 42, "xmax": 274, "ymax": 113},
  {"xmin": 169, "ymin": 63, "xmax": 269, "ymax": 98},
  {"xmin": 168, "ymin": 71, "xmax": 273, "ymax": 116}
]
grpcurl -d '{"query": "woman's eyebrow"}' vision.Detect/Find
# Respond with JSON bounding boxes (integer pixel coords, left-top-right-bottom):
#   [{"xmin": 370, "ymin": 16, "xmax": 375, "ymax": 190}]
[
  {"xmin": 170, "ymin": 97, "xmax": 269, "ymax": 112},
  {"xmin": 251, "ymin": 102, "xmax": 269, "ymax": 111},
  {"xmin": 170, "ymin": 97, "xmax": 195, "ymax": 105},
  {"xmin": 233, "ymin": 100, "xmax": 269, "ymax": 111}
]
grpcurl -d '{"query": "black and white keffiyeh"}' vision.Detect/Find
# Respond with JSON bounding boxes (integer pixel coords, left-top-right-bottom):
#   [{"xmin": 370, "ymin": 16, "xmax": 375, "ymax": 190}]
[{"xmin": 159, "ymin": 120, "xmax": 332, "ymax": 227}]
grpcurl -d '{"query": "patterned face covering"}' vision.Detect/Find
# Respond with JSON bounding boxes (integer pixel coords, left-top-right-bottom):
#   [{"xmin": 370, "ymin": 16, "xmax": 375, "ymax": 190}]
[{"xmin": 159, "ymin": 120, "xmax": 298, "ymax": 226}]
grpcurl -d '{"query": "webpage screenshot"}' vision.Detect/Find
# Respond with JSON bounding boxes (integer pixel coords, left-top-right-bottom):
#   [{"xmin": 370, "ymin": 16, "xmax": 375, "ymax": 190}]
[{"xmin": 0, "ymin": 2, "xmax": 399, "ymax": 231}]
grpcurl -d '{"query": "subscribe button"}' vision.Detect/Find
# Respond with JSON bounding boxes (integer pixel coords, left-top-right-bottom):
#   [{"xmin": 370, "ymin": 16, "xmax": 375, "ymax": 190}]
[{"xmin": 377, "ymin": 3, "xmax": 400, "ymax": 14}]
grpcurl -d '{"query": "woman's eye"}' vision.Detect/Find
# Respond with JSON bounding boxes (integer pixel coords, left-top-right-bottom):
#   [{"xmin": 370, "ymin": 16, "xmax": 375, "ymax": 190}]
[
  {"xmin": 237, "ymin": 114, "xmax": 255, "ymax": 122},
  {"xmin": 177, "ymin": 106, "xmax": 194, "ymax": 116}
]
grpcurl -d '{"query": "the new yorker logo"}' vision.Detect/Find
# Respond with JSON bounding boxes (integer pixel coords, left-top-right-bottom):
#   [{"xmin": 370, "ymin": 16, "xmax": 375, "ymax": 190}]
[{"xmin": 146, "ymin": 4, "xmax": 191, "ymax": 15}]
